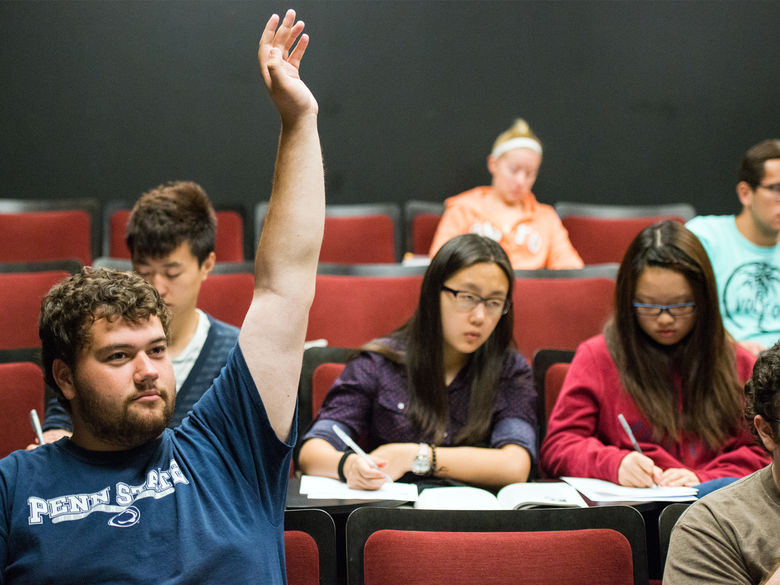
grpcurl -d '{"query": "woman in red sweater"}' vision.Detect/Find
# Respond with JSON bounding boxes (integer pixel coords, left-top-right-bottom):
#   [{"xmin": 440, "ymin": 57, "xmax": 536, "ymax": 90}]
[{"xmin": 540, "ymin": 220, "xmax": 769, "ymax": 488}]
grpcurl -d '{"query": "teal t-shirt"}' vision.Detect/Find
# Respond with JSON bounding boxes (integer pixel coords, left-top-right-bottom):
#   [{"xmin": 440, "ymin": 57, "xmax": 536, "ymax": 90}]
[{"xmin": 687, "ymin": 215, "xmax": 780, "ymax": 349}]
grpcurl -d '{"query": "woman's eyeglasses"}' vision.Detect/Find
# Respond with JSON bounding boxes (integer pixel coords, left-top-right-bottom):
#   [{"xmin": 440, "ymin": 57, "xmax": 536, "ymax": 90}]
[
  {"xmin": 633, "ymin": 301, "xmax": 696, "ymax": 318},
  {"xmin": 442, "ymin": 286, "xmax": 510, "ymax": 316}
]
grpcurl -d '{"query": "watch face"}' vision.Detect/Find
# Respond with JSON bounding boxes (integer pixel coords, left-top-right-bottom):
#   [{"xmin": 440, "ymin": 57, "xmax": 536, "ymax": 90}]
[{"xmin": 412, "ymin": 452, "xmax": 431, "ymax": 475}]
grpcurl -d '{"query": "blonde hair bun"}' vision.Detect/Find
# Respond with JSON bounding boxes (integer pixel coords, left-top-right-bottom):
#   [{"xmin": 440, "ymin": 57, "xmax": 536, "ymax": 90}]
[{"xmin": 491, "ymin": 118, "xmax": 542, "ymax": 158}]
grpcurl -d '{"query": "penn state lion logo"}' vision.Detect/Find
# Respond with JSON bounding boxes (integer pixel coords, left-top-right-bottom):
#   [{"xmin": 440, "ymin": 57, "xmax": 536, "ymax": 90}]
[
  {"xmin": 108, "ymin": 506, "xmax": 140, "ymax": 528},
  {"xmin": 723, "ymin": 262, "xmax": 780, "ymax": 333}
]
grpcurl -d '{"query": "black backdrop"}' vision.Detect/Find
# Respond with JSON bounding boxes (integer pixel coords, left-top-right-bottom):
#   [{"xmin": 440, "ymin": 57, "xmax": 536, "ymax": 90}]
[{"xmin": 2, "ymin": 1, "xmax": 779, "ymax": 218}]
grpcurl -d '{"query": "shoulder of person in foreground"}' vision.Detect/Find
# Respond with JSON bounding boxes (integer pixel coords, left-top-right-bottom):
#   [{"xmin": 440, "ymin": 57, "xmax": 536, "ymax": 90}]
[{"xmin": 664, "ymin": 467, "xmax": 773, "ymax": 585}]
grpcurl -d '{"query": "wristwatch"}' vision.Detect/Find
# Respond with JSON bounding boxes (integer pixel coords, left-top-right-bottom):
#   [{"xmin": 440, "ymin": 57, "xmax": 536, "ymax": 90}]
[{"xmin": 411, "ymin": 443, "xmax": 431, "ymax": 476}]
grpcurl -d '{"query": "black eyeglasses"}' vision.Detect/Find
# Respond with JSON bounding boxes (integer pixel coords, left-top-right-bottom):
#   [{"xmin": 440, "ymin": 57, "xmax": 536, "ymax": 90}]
[
  {"xmin": 757, "ymin": 183, "xmax": 780, "ymax": 195},
  {"xmin": 633, "ymin": 301, "xmax": 696, "ymax": 318},
  {"xmin": 442, "ymin": 286, "xmax": 510, "ymax": 316}
]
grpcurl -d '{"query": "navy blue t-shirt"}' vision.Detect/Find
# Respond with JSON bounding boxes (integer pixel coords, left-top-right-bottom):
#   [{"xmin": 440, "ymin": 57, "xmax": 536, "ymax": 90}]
[{"xmin": 0, "ymin": 343, "xmax": 295, "ymax": 585}]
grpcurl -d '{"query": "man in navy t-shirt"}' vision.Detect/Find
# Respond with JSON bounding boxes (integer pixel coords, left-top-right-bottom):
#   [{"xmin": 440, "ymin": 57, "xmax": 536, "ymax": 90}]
[{"xmin": 0, "ymin": 10, "xmax": 324, "ymax": 584}]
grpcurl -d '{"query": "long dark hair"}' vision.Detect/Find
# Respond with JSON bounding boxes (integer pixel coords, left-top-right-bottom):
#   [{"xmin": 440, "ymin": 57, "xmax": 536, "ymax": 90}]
[
  {"xmin": 605, "ymin": 220, "xmax": 742, "ymax": 449},
  {"xmin": 365, "ymin": 234, "xmax": 515, "ymax": 445}
]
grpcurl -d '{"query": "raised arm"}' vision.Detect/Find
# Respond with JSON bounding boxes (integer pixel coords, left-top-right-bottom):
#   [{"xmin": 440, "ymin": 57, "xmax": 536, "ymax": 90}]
[{"xmin": 239, "ymin": 9, "xmax": 325, "ymax": 441}]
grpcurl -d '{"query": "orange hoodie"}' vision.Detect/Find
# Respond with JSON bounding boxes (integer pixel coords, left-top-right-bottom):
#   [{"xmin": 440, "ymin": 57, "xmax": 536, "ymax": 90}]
[{"xmin": 429, "ymin": 186, "xmax": 583, "ymax": 270}]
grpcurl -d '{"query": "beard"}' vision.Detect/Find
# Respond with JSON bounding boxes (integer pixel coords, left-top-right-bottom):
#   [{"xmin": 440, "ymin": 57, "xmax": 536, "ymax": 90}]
[{"xmin": 72, "ymin": 377, "xmax": 176, "ymax": 450}]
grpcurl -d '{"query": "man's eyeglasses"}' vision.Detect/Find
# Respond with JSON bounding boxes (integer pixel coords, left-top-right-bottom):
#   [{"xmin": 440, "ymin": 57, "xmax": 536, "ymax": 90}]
[
  {"xmin": 632, "ymin": 301, "xmax": 696, "ymax": 318},
  {"xmin": 757, "ymin": 183, "xmax": 780, "ymax": 195},
  {"xmin": 442, "ymin": 286, "xmax": 510, "ymax": 316}
]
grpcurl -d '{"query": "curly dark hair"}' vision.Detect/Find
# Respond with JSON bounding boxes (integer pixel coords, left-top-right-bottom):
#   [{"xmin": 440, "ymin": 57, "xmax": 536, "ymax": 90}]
[
  {"xmin": 745, "ymin": 341, "xmax": 780, "ymax": 451},
  {"xmin": 39, "ymin": 267, "xmax": 171, "ymax": 407}
]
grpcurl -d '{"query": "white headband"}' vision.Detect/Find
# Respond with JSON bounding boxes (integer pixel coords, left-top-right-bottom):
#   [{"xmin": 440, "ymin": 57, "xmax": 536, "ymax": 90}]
[{"xmin": 491, "ymin": 137, "xmax": 543, "ymax": 159}]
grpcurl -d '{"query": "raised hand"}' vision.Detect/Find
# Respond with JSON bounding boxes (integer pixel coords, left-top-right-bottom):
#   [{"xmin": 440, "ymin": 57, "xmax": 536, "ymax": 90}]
[{"xmin": 258, "ymin": 9, "xmax": 318, "ymax": 122}]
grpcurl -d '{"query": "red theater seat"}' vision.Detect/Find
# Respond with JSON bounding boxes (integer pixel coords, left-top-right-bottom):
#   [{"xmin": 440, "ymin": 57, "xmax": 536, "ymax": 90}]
[
  {"xmin": 0, "ymin": 361, "xmax": 45, "ymax": 458},
  {"xmin": 307, "ymin": 274, "xmax": 421, "ymax": 348}
]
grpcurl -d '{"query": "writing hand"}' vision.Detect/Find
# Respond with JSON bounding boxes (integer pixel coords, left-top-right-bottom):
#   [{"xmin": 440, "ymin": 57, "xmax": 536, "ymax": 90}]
[
  {"xmin": 618, "ymin": 451, "xmax": 663, "ymax": 487},
  {"xmin": 344, "ymin": 454, "xmax": 389, "ymax": 491},
  {"xmin": 657, "ymin": 467, "xmax": 700, "ymax": 487}
]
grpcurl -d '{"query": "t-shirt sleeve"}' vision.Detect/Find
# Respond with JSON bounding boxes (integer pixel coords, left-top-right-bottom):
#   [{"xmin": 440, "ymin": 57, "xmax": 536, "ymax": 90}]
[
  {"xmin": 685, "ymin": 216, "xmax": 718, "ymax": 254},
  {"xmin": 664, "ymin": 502, "xmax": 753, "ymax": 585},
  {"xmin": 179, "ymin": 343, "xmax": 293, "ymax": 520}
]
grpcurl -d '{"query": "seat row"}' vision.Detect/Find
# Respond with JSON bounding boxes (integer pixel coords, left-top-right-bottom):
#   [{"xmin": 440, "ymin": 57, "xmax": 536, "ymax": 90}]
[
  {"xmin": 245, "ymin": 503, "xmax": 690, "ymax": 585},
  {"xmin": 0, "ymin": 197, "xmax": 696, "ymax": 266},
  {"xmin": 0, "ymin": 259, "xmax": 618, "ymax": 362}
]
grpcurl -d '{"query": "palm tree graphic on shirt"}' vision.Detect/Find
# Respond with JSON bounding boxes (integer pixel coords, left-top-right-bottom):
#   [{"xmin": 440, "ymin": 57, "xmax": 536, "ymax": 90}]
[{"xmin": 724, "ymin": 262, "xmax": 780, "ymax": 332}]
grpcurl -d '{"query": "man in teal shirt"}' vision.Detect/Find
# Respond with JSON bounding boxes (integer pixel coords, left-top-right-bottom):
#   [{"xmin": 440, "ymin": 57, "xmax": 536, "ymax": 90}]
[{"xmin": 687, "ymin": 139, "xmax": 780, "ymax": 355}]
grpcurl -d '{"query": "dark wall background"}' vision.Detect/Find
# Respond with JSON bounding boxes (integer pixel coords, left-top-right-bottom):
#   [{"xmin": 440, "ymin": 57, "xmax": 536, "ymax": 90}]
[{"xmin": 2, "ymin": 1, "xmax": 779, "ymax": 218}]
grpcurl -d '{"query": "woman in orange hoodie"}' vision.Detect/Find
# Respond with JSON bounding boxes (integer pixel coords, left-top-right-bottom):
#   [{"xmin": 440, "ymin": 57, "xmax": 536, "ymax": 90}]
[{"xmin": 430, "ymin": 119, "xmax": 582, "ymax": 270}]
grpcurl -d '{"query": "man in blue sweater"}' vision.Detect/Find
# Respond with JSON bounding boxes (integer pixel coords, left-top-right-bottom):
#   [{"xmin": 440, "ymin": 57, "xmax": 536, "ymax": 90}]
[
  {"xmin": 37, "ymin": 180, "xmax": 240, "ymax": 442},
  {"xmin": 2, "ymin": 10, "xmax": 323, "ymax": 583}
]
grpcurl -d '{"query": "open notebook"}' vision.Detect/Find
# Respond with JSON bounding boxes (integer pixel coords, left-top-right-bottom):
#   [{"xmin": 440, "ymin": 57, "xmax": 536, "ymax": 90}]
[{"xmin": 414, "ymin": 482, "xmax": 588, "ymax": 510}]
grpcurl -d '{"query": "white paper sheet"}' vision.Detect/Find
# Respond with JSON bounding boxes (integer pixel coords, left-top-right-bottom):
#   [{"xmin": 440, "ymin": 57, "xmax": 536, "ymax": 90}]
[
  {"xmin": 299, "ymin": 475, "xmax": 419, "ymax": 502},
  {"xmin": 562, "ymin": 476, "xmax": 697, "ymax": 502}
]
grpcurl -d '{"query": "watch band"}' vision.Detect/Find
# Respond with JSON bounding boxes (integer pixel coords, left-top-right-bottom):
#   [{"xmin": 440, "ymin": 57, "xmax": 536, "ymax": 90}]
[
  {"xmin": 429, "ymin": 444, "xmax": 437, "ymax": 477},
  {"xmin": 337, "ymin": 448, "xmax": 354, "ymax": 482}
]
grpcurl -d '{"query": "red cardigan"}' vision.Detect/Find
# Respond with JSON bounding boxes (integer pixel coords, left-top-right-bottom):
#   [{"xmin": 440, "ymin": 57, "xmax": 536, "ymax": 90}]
[{"xmin": 540, "ymin": 335, "xmax": 769, "ymax": 483}]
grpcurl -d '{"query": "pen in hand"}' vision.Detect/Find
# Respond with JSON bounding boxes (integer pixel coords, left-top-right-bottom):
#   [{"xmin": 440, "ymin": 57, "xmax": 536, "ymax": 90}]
[
  {"xmin": 618, "ymin": 413, "xmax": 643, "ymax": 453},
  {"xmin": 618, "ymin": 413, "xmax": 658, "ymax": 487},
  {"xmin": 332, "ymin": 423, "xmax": 393, "ymax": 484},
  {"xmin": 30, "ymin": 409, "xmax": 45, "ymax": 446}
]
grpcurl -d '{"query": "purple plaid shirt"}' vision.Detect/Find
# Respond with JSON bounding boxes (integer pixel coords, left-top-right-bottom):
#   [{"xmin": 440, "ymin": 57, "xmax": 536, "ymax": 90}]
[{"xmin": 302, "ymin": 340, "xmax": 537, "ymax": 462}]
